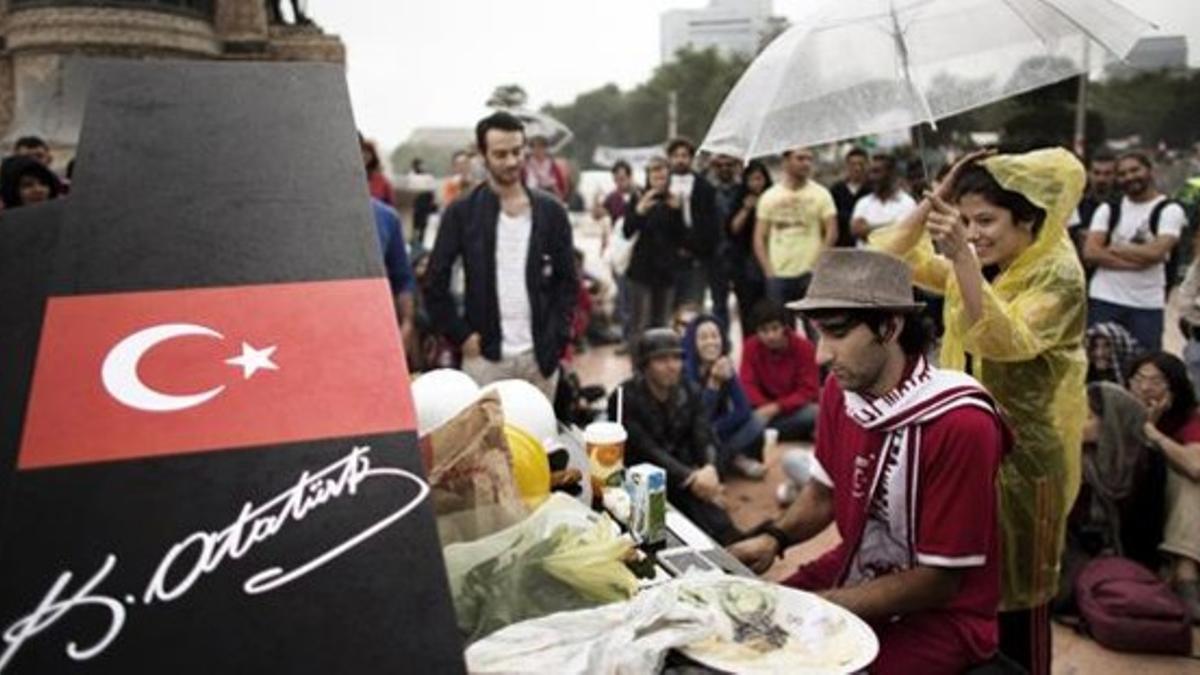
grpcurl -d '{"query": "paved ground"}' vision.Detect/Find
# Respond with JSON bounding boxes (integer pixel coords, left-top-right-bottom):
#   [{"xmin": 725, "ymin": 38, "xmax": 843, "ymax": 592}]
[{"xmin": 573, "ymin": 343, "xmax": 1200, "ymax": 674}]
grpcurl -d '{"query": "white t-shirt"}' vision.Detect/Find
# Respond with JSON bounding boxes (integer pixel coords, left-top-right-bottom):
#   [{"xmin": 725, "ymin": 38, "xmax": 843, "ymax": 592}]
[
  {"xmin": 495, "ymin": 210, "xmax": 535, "ymax": 356},
  {"xmin": 1087, "ymin": 195, "xmax": 1186, "ymax": 309},
  {"xmin": 851, "ymin": 191, "xmax": 916, "ymax": 247}
]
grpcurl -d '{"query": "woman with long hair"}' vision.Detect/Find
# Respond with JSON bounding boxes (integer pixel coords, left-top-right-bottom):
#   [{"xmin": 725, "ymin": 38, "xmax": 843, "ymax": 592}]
[
  {"xmin": 682, "ymin": 314, "xmax": 767, "ymax": 478},
  {"xmin": 873, "ymin": 148, "xmax": 1088, "ymax": 674},
  {"xmin": 728, "ymin": 160, "xmax": 773, "ymax": 334},
  {"xmin": 1128, "ymin": 351, "xmax": 1200, "ymax": 621}
]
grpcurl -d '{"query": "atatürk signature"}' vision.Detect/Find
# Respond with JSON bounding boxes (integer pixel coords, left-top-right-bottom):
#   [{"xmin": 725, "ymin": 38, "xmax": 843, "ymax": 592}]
[{"xmin": 0, "ymin": 445, "xmax": 428, "ymax": 671}]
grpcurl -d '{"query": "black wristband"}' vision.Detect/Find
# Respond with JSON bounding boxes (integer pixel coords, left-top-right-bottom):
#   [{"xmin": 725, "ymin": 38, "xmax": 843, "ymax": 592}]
[{"xmin": 750, "ymin": 520, "xmax": 792, "ymax": 558}]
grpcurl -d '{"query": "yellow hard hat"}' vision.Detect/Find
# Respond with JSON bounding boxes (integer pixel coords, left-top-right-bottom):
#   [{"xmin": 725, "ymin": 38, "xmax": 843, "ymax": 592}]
[{"xmin": 504, "ymin": 423, "xmax": 551, "ymax": 508}]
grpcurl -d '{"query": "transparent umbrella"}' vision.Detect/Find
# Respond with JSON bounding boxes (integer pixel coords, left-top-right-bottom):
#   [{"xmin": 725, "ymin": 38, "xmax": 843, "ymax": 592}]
[{"xmin": 701, "ymin": 0, "xmax": 1157, "ymax": 159}]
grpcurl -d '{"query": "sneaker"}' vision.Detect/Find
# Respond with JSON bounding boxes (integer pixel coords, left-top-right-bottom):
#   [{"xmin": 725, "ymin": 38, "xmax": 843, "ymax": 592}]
[
  {"xmin": 775, "ymin": 481, "xmax": 797, "ymax": 506},
  {"xmin": 733, "ymin": 455, "xmax": 767, "ymax": 480}
]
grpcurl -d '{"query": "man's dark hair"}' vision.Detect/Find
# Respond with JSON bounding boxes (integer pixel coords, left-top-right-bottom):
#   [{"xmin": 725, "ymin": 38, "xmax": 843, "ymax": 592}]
[
  {"xmin": 1089, "ymin": 150, "xmax": 1116, "ymax": 166},
  {"xmin": 872, "ymin": 153, "xmax": 897, "ymax": 172},
  {"xmin": 666, "ymin": 137, "xmax": 696, "ymax": 157},
  {"xmin": 846, "ymin": 147, "xmax": 868, "ymax": 161},
  {"xmin": 1118, "ymin": 150, "xmax": 1153, "ymax": 170},
  {"xmin": 952, "ymin": 164, "xmax": 1047, "ymax": 237},
  {"xmin": 475, "ymin": 111, "xmax": 525, "ymax": 153},
  {"xmin": 13, "ymin": 136, "xmax": 47, "ymax": 152},
  {"xmin": 611, "ymin": 160, "xmax": 632, "ymax": 177},
  {"xmin": 807, "ymin": 308, "xmax": 930, "ymax": 357},
  {"xmin": 751, "ymin": 300, "xmax": 792, "ymax": 333}
]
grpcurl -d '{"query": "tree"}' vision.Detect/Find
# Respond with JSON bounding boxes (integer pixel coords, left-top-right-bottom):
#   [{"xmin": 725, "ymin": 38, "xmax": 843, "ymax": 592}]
[
  {"xmin": 542, "ymin": 47, "xmax": 751, "ymax": 167},
  {"xmin": 486, "ymin": 84, "xmax": 529, "ymax": 110}
]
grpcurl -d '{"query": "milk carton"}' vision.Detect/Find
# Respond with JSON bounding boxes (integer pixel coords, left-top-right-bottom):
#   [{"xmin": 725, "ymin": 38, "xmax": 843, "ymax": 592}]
[{"xmin": 625, "ymin": 463, "xmax": 666, "ymax": 546}]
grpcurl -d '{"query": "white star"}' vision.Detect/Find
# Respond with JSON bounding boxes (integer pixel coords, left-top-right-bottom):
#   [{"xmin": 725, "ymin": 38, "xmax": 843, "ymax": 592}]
[{"xmin": 225, "ymin": 342, "xmax": 279, "ymax": 380}]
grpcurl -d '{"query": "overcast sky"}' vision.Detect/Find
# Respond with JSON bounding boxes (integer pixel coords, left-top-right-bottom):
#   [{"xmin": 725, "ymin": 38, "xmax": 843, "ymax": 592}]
[{"xmin": 306, "ymin": 0, "xmax": 1200, "ymax": 153}]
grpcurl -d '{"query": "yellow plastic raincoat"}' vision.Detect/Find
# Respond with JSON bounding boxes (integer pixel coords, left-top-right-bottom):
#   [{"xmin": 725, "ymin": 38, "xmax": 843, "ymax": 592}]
[{"xmin": 873, "ymin": 148, "xmax": 1087, "ymax": 610}]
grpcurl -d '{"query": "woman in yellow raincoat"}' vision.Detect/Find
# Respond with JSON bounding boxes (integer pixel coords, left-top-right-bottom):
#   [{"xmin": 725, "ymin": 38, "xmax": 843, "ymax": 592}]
[{"xmin": 873, "ymin": 148, "xmax": 1086, "ymax": 675}]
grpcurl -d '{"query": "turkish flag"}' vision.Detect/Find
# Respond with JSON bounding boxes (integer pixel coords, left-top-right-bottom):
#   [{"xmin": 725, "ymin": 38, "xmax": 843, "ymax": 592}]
[{"xmin": 19, "ymin": 278, "xmax": 414, "ymax": 470}]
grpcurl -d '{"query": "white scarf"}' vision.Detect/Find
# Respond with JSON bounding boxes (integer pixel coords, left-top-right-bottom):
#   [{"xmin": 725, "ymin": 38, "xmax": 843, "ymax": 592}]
[{"xmin": 839, "ymin": 357, "xmax": 1001, "ymax": 585}]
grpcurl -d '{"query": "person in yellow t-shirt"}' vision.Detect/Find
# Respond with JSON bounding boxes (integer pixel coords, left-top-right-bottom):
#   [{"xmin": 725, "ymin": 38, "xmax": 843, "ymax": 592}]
[{"xmin": 753, "ymin": 147, "xmax": 838, "ymax": 306}]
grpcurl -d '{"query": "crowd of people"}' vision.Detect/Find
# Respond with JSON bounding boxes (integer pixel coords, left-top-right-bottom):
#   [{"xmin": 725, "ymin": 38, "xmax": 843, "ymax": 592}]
[{"xmin": 363, "ymin": 112, "xmax": 1197, "ymax": 673}]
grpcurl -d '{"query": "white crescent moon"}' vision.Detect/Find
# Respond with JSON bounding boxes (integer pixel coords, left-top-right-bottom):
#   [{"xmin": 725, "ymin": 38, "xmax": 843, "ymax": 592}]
[{"xmin": 101, "ymin": 323, "xmax": 226, "ymax": 412}]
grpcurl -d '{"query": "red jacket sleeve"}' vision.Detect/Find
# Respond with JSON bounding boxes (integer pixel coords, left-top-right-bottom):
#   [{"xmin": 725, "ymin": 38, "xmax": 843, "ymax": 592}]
[
  {"xmin": 776, "ymin": 336, "xmax": 819, "ymax": 414},
  {"xmin": 739, "ymin": 338, "xmax": 770, "ymax": 409}
]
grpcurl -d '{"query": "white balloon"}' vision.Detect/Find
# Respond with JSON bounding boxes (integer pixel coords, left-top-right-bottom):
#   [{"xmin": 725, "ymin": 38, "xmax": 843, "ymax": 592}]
[
  {"xmin": 482, "ymin": 379, "xmax": 558, "ymax": 446},
  {"xmin": 411, "ymin": 369, "xmax": 480, "ymax": 435}
]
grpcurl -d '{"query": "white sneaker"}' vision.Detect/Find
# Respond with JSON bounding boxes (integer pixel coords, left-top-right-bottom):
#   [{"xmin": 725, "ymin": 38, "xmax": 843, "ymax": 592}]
[
  {"xmin": 733, "ymin": 455, "xmax": 767, "ymax": 480},
  {"xmin": 775, "ymin": 481, "xmax": 797, "ymax": 505}
]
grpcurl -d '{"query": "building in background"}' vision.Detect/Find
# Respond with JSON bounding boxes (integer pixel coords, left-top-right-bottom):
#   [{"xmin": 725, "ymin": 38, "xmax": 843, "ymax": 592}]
[
  {"xmin": 0, "ymin": 0, "xmax": 345, "ymax": 161},
  {"xmin": 660, "ymin": 0, "xmax": 779, "ymax": 63}
]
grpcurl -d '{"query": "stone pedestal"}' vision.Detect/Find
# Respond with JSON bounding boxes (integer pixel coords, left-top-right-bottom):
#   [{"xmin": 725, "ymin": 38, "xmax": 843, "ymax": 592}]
[{"xmin": 0, "ymin": 0, "xmax": 345, "ymax": 157}]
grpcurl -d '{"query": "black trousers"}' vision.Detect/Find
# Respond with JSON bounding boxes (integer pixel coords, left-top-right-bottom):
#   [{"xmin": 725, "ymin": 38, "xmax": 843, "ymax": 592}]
[{"xmin": 998, "ymin": 603, "xmax": 1051, "ymax": 675}]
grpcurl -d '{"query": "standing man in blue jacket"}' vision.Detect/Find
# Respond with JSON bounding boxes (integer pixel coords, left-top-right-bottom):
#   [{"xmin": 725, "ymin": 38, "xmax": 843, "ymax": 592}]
[{"xmin": 426, "ymin": 111, "xmax": 577, "ymax": 398}]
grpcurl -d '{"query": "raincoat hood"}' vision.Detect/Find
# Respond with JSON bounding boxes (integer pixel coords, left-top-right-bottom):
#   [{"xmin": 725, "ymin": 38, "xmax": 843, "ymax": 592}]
[{"xmin": 979, "ymin": 147, "xmax": 1086, "ymax": 270}]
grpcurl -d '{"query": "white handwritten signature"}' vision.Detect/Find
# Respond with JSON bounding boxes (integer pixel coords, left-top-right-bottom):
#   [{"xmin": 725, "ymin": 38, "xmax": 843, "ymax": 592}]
[{"xmin": 0, "ymin": 445, "xmax": 429, "ymax": 671}]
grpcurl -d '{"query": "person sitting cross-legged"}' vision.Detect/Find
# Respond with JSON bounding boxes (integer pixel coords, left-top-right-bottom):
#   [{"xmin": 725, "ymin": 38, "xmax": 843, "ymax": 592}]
[
  {"xmin": 682, "ymin": 314, "xmax": 768, "ymax": 480},
  {"xmin": 608, "ymin": 328, "xmax": 742, "ymax": 545},
  {"xmin": 739, "ymin": 300, "xmax": 820, "ymax": 441}
]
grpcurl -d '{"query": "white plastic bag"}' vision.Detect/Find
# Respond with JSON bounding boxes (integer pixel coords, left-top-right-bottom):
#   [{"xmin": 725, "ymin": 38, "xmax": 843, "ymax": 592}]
[
  {"xmin": 603, "ymin": 217, "xmax": 638, "ymax": 276},
  {"xmin": 465, "ymin": 578, "xmax": 718, "ymax": 675}
]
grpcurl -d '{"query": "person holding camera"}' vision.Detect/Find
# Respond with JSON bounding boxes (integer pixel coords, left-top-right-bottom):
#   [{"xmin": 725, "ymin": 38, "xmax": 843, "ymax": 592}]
[{"xmin": 623, "ymin": 156, "xmax": 689, "ymax": 348}]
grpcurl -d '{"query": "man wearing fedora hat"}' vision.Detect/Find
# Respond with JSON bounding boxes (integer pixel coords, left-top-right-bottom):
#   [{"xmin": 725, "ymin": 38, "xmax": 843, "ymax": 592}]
[
  {"xmin": 730, "ymin": 249, "xmax": 1011, "ymax": 673},
  {"xmin": 607, "ymin": 328, "xmax": 742, "ymax": 545}
]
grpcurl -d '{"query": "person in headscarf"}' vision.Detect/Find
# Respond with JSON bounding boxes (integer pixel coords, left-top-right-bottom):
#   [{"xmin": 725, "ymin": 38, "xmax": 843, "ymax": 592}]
[
  {"xmin": 682, "ymin": 314, "xmax": 767, "ymax": 479},
  {"xmin": 1057, "ymin": 382, "xmax": 1155, "ymax": 613},
  {"xmin": 0, "ymin": 154, "xmax": 62, "ymax": 209},
  {"xmin": 871, "ymin": 148, "xmax": 1087, "ymax": 675},
  {"xmin": 1085, "ymin": 322, "xmax": 1142, "ymax": 386}
]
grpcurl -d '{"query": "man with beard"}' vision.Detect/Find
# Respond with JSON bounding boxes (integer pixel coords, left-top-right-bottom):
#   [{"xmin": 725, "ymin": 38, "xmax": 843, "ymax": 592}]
[
  {"xmin": 426, "ymin": 111, "xmax": 577, "ymax": 397},
  {"xmin": 1069, "ymin": 152, "xmax": 1117, "ymax": 264},
  {"xmin": 830, "ymin": 147, "xmax": 871, "ymax": 247},
  {"xmin": 850, "ymin": 154, "xmax": 916, "ymax": 246},
  {"xmin": 1084, "ymin": 151, "xmax": 1187, "ymax": 351},
  {"xmin": 753, "ymin": 147, "xmax": 838, "ymax": 305},
  {"xmin": 729, "ymin": 249, "xmax": 1009, "ymax": 674},
  {"xmin": 665, "ymin": 138, "xmax": 721, "ymax": 315}
]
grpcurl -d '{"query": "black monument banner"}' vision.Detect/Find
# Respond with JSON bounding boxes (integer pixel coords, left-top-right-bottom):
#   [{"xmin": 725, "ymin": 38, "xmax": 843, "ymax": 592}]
[{"xmin": 0, "ymin": 61, "xmax": 464, "ymax": 673}]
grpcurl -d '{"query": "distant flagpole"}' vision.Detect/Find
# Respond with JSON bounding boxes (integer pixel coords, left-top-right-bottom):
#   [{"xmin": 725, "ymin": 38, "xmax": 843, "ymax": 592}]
[{"xmin": 1074, "ymin": 40, "xmax": 1091, "ymax": 158}]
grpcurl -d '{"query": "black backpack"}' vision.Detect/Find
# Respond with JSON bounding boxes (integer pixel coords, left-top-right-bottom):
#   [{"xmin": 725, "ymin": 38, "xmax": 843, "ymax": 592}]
[{"xmin": 1104, "ymin": 198, "xmax": 1189, "ymax": 289}]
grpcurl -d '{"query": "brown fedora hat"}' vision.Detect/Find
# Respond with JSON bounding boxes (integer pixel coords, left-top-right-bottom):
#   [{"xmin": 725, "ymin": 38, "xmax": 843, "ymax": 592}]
[{"xmin": 788, "ymin": 249, "xmax": 925, "ymax": 314}]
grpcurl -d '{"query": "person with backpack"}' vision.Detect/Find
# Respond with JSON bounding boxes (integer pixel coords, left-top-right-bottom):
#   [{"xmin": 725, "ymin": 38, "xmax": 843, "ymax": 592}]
[{"xmin": 1083, "ymin": 152, "xmax": 1188, "ymax": 351}]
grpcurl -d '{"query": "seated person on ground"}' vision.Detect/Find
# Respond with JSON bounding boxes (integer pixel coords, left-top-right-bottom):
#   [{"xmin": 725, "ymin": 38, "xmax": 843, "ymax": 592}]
[
  {"xmin": 608, "ymin": 328, "xmax": 742, "ymax": 545},
  {"xmin": 1128, "ymin": 351, "xmax": 1200, "ymax": 622},
  {"xmin": 730, "ymin": 250, "xmax": 1010, "ymax": 675},
  {"xmin": 1086, "ymin": 322, "xmax": 1142, "ymax": 386},
  {"xmin": 739, "ymin": 301, "xmax": 820, "ymax": 441},
  {"xmin": 1057, "ymin": 382, "xmax": 1162, "ymax": 613},
  {"xmin": 682, "ymin": 314, "xmax": 767, "ymax": 480}
]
